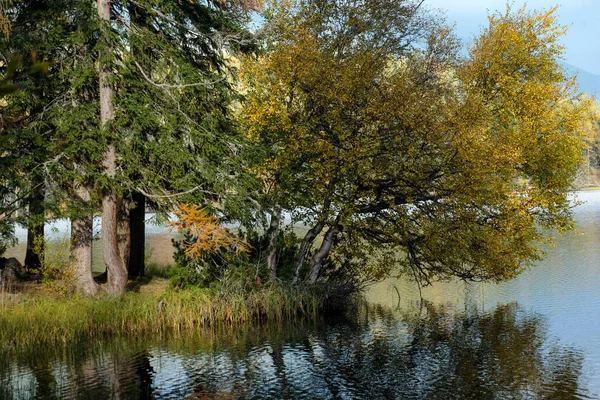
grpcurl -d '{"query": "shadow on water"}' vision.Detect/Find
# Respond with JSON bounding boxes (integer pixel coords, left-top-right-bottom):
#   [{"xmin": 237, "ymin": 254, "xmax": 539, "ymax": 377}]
[{"xmin": 0, "ymin": 302, "xmax": 593, "ymax": 400}]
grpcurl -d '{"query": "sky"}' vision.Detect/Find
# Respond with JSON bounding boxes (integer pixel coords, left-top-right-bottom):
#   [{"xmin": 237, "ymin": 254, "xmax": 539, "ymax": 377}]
[{"xmin": 425, "ymin": 0, "xmax": 600, "ymax": 75}]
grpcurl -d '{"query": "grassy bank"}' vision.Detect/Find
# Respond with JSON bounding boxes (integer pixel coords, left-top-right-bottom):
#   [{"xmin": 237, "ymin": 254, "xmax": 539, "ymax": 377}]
[{"xmin": 0, "ymin": 279, "xmax": 343, "ymax": 350}]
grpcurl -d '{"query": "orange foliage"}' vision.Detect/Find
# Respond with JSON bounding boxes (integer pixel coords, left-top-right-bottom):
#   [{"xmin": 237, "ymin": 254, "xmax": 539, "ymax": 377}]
[{"xmin": 169, "ymin": 203, "xmax": 250, "ymax": 260}]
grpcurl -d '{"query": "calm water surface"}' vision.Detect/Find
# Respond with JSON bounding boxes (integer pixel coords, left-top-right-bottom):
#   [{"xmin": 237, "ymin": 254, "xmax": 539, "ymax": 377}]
[{"xmin": 2, "ymin": 192, "xmax": 600, "ymax": 399}]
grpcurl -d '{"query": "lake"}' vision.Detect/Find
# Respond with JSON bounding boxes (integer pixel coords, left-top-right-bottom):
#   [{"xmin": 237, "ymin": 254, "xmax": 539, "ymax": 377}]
[{"xmin": 1, "ymin": 192, "xmax": 600, "ymax": 399}]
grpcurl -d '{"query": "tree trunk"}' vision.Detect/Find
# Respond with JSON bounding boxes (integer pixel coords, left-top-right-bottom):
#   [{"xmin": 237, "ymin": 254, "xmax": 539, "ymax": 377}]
[
  {"xmin": 307, "ymin": 226, "xmax": 341, "ymax": 284},
  {"xmin": 102, "ymin": 153, "xmax": 127, "ymax": 295},
  {"xmin": 118, "ymin": 198, "xmax": 131, "ymax": 267},
  {"xmin": 128, "ymin": 192, "xmax": 146, "ymax": 278},
  {"xmin": 125, "ymin": 3, "xmax": 148, "ymax": 280},
  {"xmin": 99, "ymin": 0, "xmax": 127, "ymax": 295},
  {"xmin": 265, "ymin": 206, "xmax": 281, "ymax": 280},
  {"xmin": 25, "ymin": 223, "xmax": 44, "ymax": 269},
  {"xmin": 71, "ymin": 184, "xmax": 98, "ymax": 297},
  {"xmin": 24, "ymin": 181, "xmax": 45, "ymax": 270},
  {"xmin": 292, "ymin": 188, "xmax": 334, "ymax": 284},
  {"xmin": 292, "ymin": 221, "xmax": 325, "ymax": 284}
]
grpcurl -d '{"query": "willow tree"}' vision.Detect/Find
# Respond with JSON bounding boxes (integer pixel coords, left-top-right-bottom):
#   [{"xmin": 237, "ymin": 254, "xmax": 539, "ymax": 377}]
[{"xmin": 243, "ymin": 2, "xmax": 589, "ymax": 286}]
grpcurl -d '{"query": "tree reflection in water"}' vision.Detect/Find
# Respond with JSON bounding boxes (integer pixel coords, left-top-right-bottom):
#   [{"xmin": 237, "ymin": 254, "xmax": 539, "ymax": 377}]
[
  {"xmin": 0, "ymin": 302, "xmax": 592, "ymax": 399},
  {"xmin": 340, "ymin": 302, "xmax": 589, "ymax": 399}
]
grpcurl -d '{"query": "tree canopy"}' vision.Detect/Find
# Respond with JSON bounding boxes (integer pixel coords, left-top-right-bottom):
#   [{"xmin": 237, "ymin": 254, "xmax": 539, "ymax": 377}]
[
  {"xmin": 0, "ymin": 0, "xmax": 592, "ymax": 294},
  {"xmin": 0, "ymin": 0, "xmax": 256, "ymax": 294},
  {"xmin": 242, "ymin": 1, "xmax": 590, "ymax": 287}
]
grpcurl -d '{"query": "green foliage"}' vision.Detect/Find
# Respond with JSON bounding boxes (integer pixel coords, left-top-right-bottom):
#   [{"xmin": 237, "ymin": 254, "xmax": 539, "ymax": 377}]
[
  {"xmin": 0, "ymin": 54, "xmax": 49, "ymax": 97},
  {"xmin": 0, "ymin": 281, "xmax": 335, "ymax": 350},
  {"xmin": 27, "ymin": 235, "xmax": 75, "ymax": 294},
  {"xmin": 0, "ymin": 0, "xmax": 103, "ymax": 236},
  {"xmin": 0, "ymin": 0, "xmax": 592, "ymax": 298},
  {"xmin": 243, "ymin": 1, "xmax": 590, "ymax": 287},
  {"xmin": 170, "ymin": 226, "xmax": 304, "ymax": 289},
  {"xmin": 1, "ymin": 0, "xmax": 257, "ymax": 290},
  {"xmin": 109, "ymin": 0, "xmax": 257, "ymax": 220},
  {"xmin": 170, "ymin": 230, "xmax": 229, "ymax": 289},
  {"xmin": 0, "ymin": 223, "xmax": 15, "ymax": 257},
  {"xmin": 170, "ymin": 229, "xmax": 254, "ymax": 289}
]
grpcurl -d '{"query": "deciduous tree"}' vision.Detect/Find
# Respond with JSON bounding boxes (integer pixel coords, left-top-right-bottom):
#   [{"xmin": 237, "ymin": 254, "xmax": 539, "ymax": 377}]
[{"xmin": 243, "ymin": 1, "xmax": 589, "ymax": 287}]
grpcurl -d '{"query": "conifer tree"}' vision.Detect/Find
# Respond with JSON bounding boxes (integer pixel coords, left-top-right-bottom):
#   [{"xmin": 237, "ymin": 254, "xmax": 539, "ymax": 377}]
[
  {"xmin": 1, "ymin": 0, "xmax": 256, "ymax": 295},
  {"xmin": 107, "ymin": 0, "xmax": 255, "ymax": 291},
  {"xmin": 0, "ymin": 0, "xmax": 101, "ymax": 298}
]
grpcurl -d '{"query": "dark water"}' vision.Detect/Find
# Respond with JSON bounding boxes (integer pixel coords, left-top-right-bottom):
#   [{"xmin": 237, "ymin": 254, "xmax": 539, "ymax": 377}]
[
  {"xmin": 0, "ymin": 305, "xmax": 593, "ymax": 399},
  {"xmin": 2, "ymin": 191, "xmax": 600, "ymax": 399}
]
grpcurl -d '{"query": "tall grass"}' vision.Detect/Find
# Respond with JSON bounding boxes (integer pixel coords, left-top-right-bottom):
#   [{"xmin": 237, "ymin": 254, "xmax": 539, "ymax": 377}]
[{"xmin": 0, "ymin": 282, "xmax": 339, "ymax": 350}]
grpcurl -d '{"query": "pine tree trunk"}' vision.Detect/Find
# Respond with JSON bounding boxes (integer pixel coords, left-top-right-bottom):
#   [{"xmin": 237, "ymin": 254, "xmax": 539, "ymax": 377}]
[
  {"xmin": 24, "ymin": 223, "xmax": 44, "ymax": 269},
  {"xmin": 118, "ymin": 199, "xmax": 131, "ymax": 267},
  {"xmin": 307, "ymin": 226, "xmax": 341, "ymax": 284},
  {"xmin": 292, "ymin": 221, "xmax": 325, "ymax": 284},
  {"xmin": 101, "ymin": 149, "xmax": 127, "ymax": 295},
  {"xmin": 265, "ymin": 206, "xmax": 281, "ymax": 280},
  {"xmin": 128, "ymin": 192, "xmax": 145, "ymax": 278},
  {"xmin": 24, "ymin": 180, "xmax": 45, "ymax": 269},
  {"xmin": 99, "ymin": 0, "xmax": 127, "ymax": 295},
  {"xmin": 126, "ymin": 3, "xmax": 148, "ymax": 279},
  {"xmin": 71, "ymin": 184, "xmax": 98, "ymax": 297}
]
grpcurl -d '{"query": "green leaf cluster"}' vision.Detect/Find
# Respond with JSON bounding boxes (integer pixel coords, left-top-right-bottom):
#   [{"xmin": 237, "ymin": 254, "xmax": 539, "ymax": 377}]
[{"xmin": 241, "ymin": 1, "xmax": 590, "ymax": 287}]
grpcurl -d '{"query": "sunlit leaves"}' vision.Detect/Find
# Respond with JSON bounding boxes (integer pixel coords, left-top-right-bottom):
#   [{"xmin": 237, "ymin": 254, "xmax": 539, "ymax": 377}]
[
  {"xmin": 242, "ymin": 2, "xmax": 591, "ymax": 286},
  {"xmin": 169, "ymin": 203, "xmax": 250, "ymax": 261}
]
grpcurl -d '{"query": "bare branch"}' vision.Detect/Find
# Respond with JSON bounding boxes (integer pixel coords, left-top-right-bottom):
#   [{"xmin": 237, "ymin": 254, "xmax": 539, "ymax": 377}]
[
  {"xmin": 135, "ymin": 186, "xmax": 220, "ymax": 199},
  {"xmin": 134, "ymin": 61, "xmax": 226, "ymax": 89}
]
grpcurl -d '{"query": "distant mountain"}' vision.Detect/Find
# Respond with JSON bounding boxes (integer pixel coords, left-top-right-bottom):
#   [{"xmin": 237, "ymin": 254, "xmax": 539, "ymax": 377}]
[{"xmin": 559, "ymin": 61, "xmax": 600, "ymax": 97}]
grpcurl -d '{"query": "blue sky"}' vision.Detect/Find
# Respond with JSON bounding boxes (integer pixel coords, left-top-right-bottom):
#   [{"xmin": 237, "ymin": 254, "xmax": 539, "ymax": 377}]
[{"xmin": 425, "ymin": 0, "xmax": 600, "ymax": 75}]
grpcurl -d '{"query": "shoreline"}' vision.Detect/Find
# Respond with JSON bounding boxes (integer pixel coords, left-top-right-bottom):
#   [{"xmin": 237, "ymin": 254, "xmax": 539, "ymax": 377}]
[{"xmin": 0, "ymin": 278, "xmax": 349, "ymax": 351}]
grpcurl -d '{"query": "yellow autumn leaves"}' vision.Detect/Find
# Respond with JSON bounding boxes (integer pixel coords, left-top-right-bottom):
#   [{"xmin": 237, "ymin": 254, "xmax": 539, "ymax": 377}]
[
  {"xmin": 169, "ymin": 204, "xmax": 249, "ymax": 261},
  {"xmin": 170, "ymin": 2, "xmax": 594, "ymax": 285}
]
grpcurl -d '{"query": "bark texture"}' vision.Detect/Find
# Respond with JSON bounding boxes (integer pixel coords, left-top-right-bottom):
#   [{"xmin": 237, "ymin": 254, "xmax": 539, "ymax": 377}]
[
  {"xmin": 99, "ymin": 0, "xmax": 127, "ymax": 295},
  {"xmin": 265, "ymin": 207, "xmax": 281, "ymax": 280},
  {"xmin": 101, "ymin": 147, "xmax": 127, "ymax": 294},
  {"xmin": 118, "ymin": 199, "xmax": 131, "ymax": 267},
  {"xmin": 71, "ymin": 184, "xmax": 99, "ymax": 297},
  {"xmin": 293, "ymin": 189, "xmax": 333, "ymax": 284},
  {"xmin": 292, "ymin": 221, "xmax": 325, "ymax": 284},
  {"xmin": 307, "ymin": 226, "xmax": 341, "ymax": 284},
  {"xmin": 24, "ymin": 223, "xmax": 44, "ymax": 269}
]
